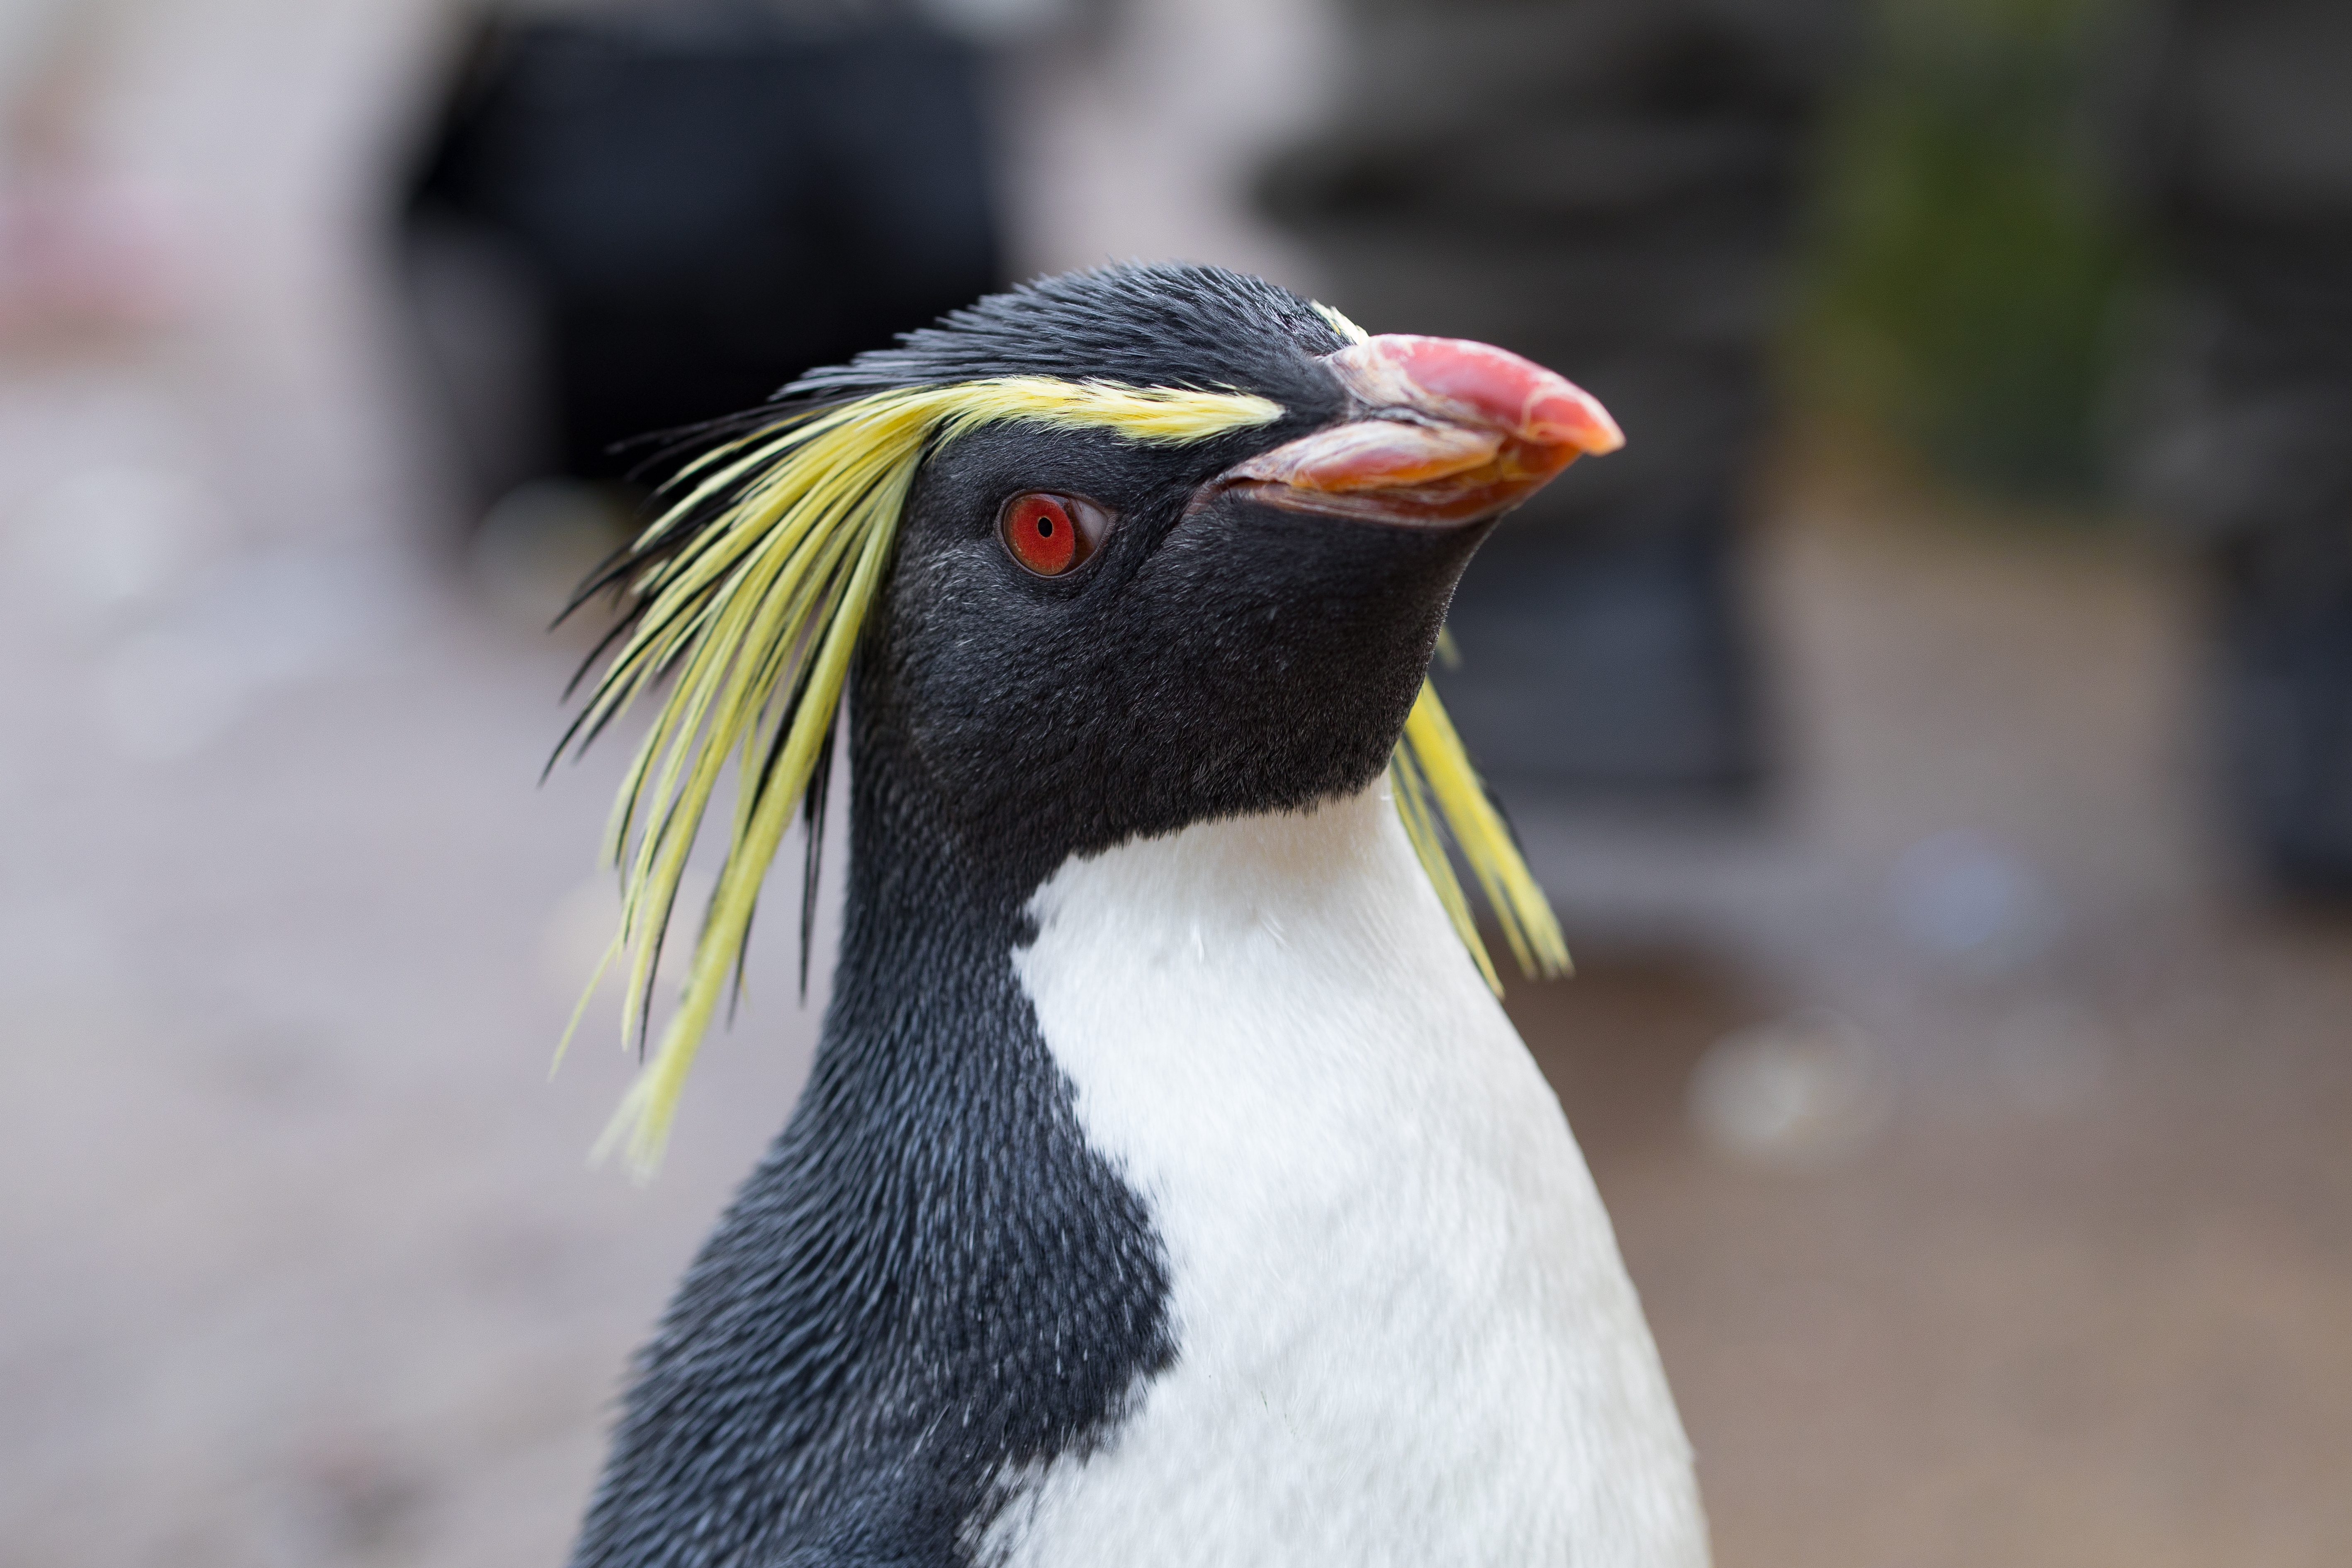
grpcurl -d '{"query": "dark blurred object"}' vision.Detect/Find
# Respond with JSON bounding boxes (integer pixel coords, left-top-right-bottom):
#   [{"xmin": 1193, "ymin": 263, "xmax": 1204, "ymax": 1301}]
[
  {"xmin": 2209, "ymin": 524, "xmax": 2352, "ymax": 895},
  {"xmin": 2127, "ymin": 0, "xmax": 2352, "ymax": 892},
  {"xmin": 399, "ymin": 3, "xmax": 1002, "ymax": 505},
  {"xmin": 1260, "ymin": 0, "xmax": 1856, "ymax": 800},
  {"xmin": 1802, "ymin": 0, "xmax": 2141, "ymax": 499}
]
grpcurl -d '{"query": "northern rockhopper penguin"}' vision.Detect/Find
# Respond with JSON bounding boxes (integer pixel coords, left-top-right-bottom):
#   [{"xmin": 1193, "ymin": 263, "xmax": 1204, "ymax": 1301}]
[{"xmin": 555, "ymin": 263, "xmax": 1708, "ymax": 1567}]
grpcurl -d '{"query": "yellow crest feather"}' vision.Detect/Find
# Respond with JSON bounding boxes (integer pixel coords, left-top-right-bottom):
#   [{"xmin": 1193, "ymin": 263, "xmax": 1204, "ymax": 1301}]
[
  {"xmin": 571, "ymin": 360, "xmax": 1564, "ymax": 1178},
  {"xmin": 1387, "ymin": 682, "xmax": 1570, "ymax": 992}
]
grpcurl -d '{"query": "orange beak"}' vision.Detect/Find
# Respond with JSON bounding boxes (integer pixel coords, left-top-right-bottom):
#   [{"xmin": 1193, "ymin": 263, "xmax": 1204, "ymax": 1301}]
[{"xmin": 1218, "ymin": 334, "xmax": 1622, "ymax": 526}]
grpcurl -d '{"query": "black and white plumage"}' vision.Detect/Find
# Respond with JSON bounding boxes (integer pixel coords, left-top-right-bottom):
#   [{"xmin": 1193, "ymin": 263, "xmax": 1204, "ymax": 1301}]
[{"xmin": 561, "ymin": 263, "xmax": 1706, "ymax": 1568}]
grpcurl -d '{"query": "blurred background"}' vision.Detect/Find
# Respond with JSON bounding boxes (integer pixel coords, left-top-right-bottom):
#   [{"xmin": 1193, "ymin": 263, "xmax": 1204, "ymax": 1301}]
[{"xmin": 2, "ymin": 0, "xmax": 2348, "ymax": 1563}]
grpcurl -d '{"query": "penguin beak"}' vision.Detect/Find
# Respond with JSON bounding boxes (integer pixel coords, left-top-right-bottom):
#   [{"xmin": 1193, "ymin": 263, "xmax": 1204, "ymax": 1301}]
[{"xmin": 1213, "ymin": 335, "xmax": 1622, "ymax": 527}]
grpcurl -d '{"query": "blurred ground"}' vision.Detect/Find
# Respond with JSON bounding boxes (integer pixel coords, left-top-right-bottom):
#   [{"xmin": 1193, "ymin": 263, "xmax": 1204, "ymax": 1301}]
[
  {"xmin": 1515, "ymin": 464, "xmax": 2352, "ymax": 1566},
  {"xmin": 2, "ymin": 2, "xmax": 2348, "ymax": 1566}
]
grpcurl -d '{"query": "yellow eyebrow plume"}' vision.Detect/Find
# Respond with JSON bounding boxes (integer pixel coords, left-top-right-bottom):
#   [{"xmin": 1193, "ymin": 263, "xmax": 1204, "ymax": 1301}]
[{"xmin": 1387, "ymin": 682, "xmax": 1570, "ymax": 993}]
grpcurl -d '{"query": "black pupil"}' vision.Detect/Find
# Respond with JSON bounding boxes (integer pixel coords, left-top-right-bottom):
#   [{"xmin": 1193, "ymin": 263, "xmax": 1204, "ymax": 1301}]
[{"xmin": 1035, "ymin": 512, "xmax": 1056, "ymax": 537}]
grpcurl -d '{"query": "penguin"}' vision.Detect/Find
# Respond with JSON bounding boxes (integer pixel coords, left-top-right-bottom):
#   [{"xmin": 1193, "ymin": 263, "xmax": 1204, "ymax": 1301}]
[{"xmin": 557, "ymin": 263, "xmax": 1708, "ymax": 1568}]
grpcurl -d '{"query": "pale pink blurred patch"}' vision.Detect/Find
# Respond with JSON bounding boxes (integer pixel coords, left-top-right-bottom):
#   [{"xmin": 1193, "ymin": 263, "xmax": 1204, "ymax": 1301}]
[{"xmin": 0, "ymin": 159, "xmax": 194, "ymax": 341}]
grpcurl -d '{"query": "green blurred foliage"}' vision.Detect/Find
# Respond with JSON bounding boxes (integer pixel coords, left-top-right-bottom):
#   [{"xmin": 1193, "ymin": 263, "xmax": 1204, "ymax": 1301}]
[{"xmin": 1797, "ymin": 0, "xmax": 2146, "ymax": 502}]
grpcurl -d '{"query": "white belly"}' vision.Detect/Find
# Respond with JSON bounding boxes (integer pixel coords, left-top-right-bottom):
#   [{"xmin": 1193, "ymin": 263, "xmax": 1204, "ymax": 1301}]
[{"xmin": 981, "ymin": 783, "xmax": 1709, "ymax": 1568}]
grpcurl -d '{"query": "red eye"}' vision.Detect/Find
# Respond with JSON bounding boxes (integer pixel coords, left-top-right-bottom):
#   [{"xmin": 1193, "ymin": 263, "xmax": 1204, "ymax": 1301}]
[{"xmin": 1000, "ymin": 492, "xmax": 1107, "ymax": 577}]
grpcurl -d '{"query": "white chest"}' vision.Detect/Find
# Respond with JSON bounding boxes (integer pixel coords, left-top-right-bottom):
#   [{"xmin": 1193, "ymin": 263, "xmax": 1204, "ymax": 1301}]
[{"xmin": 979, "ymin": 785, "xmax": 1708, "ymax": 1568}]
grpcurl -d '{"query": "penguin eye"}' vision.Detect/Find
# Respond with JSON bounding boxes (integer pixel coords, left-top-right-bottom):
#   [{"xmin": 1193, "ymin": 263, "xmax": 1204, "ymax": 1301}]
[{"xmin": 1000, "ymin": 492, "xmax": 1110, "ymax": 578}]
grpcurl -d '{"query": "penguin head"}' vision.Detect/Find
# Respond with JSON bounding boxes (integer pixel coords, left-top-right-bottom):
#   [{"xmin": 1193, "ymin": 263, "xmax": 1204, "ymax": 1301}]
[
  {"xmin": 839, "ymin": 264, "xmax": 1621, "ymax": 869},
  {"xmin": 565, "ymin": 262, "xmax": 1620, "ymax": 1169}
]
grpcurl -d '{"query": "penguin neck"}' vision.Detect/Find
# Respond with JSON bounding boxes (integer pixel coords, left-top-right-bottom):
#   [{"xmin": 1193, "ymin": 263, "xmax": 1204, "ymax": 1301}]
[
  {"xmin": 828, "ymin": 652, "xmax": 1453, "ymax": 1065},
  {"xmin": 1007, "ymin": 776, "xmax": 1498, "ymax": 1123},
  {"xmin": 1017, "ymin": 780, "xmax": 1413, "ymax": 974},
  {"xmin": 830, "ymin": 695, "xmax": 1411, "ymax": 1017},
  {"xmin": 828, "ymin": 696, "xmax": 1041, "ymax": 1002}
]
